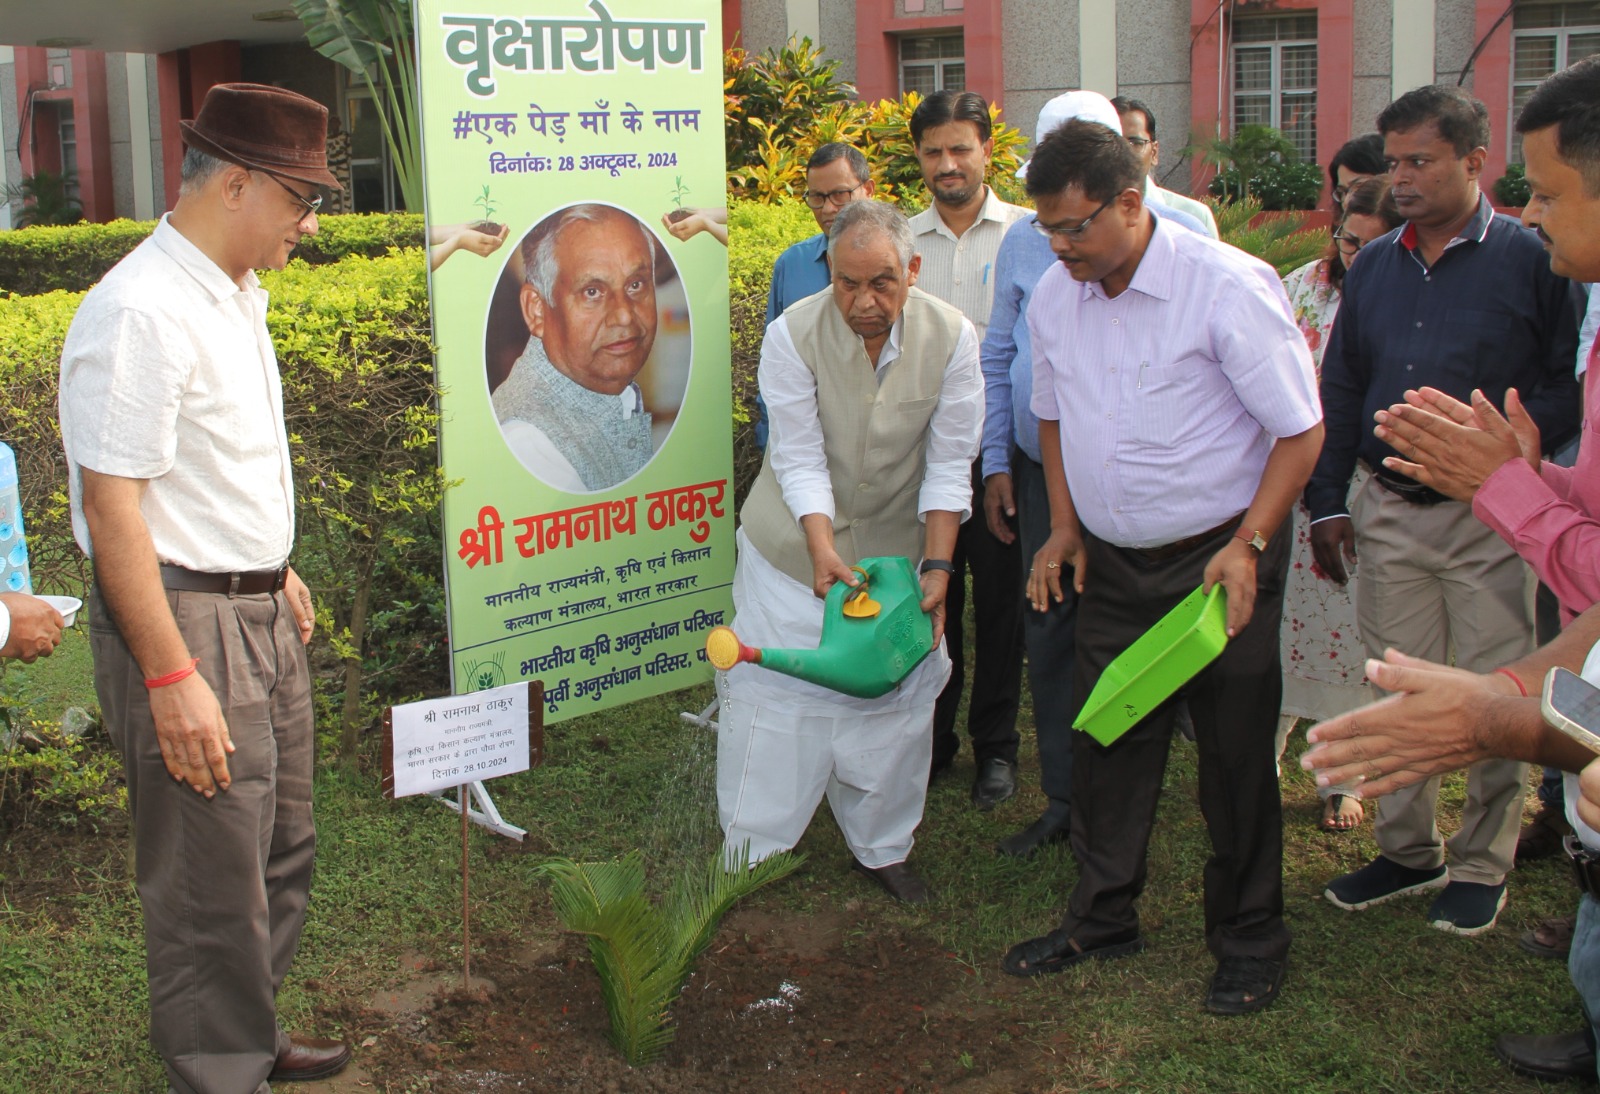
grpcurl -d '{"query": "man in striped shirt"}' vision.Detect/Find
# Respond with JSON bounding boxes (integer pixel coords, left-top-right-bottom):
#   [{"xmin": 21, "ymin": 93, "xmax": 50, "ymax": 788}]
[{"xmin": 907, "ymin": 90, "xmax": 1031, "ymax": 810}]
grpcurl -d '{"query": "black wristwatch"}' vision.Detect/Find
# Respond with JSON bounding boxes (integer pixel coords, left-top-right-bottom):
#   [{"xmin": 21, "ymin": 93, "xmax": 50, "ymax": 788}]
[{"xmin": 919, "ymin": 559, "xmax": 955, "ymax": 576}]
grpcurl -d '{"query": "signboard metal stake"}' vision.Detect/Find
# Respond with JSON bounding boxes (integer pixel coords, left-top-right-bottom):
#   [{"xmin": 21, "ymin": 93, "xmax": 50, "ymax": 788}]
[{"xmin": 460, "ymin": 782, "xmax": 472, "ymax": 992}]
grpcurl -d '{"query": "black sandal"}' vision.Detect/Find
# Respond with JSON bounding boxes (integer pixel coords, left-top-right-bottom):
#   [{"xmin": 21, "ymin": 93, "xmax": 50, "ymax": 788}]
[{"xmin": 1001, "ymin": 929, "xmax": 1145, "ymax": 977}]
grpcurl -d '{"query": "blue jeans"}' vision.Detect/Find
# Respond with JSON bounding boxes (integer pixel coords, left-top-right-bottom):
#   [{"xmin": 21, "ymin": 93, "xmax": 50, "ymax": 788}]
[
  {"xmin": 1016, "ymin": 454, "xmax": 1076, "ymax": 804},
  {"xmin": 1573, "ymin": 894, "xmax": 1600, "ymax": 1076}
]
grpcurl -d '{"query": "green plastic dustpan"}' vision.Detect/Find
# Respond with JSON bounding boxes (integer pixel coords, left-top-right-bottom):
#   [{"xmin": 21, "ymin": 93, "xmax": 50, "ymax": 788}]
[{"xmin": 1073, "ymin": 585, "xmax": 1229, "ymax": 746}]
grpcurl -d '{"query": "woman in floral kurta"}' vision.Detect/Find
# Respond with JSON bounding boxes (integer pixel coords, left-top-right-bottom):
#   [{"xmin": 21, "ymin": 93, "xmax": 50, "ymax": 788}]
[{"xmin": 1277, "ymin": 177, "xmax": 1402, "ymax": 830}]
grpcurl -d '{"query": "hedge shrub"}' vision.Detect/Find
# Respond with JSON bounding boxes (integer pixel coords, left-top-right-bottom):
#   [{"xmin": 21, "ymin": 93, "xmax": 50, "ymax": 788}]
[
  {"xmin": 726, "ymin": 199, "xmax": 819, "ymax": 496},
  {"xmin": 0, "ymin": 248, "xmax": 444, "ymax": 761},
  {"xmin": 0, "ymin": 213, "xmax": 424, "ymax": 296}
]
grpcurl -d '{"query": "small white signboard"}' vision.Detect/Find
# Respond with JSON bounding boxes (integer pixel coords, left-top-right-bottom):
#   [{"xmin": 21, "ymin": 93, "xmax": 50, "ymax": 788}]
[{"xmin": 388, "ymin": 682, "xmax": 532, "ymax": 798}]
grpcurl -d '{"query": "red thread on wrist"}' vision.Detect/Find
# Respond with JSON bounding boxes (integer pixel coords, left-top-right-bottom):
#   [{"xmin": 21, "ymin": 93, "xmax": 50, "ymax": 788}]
[
  {"xmin": 145, "ymin": 658, "xmax": 199, "ymax": 690},
  {"xmin": 1492, "ymin": 667, "xmax": 1527, "ymax": 697}
]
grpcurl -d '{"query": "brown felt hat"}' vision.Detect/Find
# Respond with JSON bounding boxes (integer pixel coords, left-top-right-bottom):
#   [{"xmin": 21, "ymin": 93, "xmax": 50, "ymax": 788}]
[{"xmin": 180, "ymin": 82, "xmax": 342, "ymax": 190}]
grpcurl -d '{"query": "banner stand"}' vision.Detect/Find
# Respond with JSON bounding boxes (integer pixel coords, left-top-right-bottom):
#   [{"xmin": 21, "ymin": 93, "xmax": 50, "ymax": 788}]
[
  {"xmin": 679, "ymin": 696, "xmax": 720, "ymax": 732},
  {"xmin": 431, "ymin": 780, "xmax": 526, "ymax": 841}
]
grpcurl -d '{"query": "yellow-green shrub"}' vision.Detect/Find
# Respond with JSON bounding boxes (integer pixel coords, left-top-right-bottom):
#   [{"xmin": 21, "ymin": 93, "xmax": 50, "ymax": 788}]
[
  {"xmin": 0, "ymin": 249, "xmax": 443, "ymax": 762},
  {"xmin": 0, "ymin": 213, "xmax": 424, "ymax": 296}
]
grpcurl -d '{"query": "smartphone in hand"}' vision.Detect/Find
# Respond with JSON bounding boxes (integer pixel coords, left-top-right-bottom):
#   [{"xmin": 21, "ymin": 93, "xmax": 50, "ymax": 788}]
[{"xmin": 1542, "ymin": 667, "xmax": 1600, "ymax": 757}]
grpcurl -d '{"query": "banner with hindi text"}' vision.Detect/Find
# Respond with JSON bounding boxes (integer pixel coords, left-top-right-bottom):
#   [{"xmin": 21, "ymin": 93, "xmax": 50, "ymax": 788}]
[{"xmin": 416, "ymin": 0, "xmax": 733, "ymax": 721}]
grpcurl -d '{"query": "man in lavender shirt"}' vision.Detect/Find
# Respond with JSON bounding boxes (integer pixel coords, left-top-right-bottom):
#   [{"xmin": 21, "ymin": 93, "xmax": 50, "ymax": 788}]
[{"xmin": 999, "ymin": 120, "xmax": 1322, "ymax": 1015}]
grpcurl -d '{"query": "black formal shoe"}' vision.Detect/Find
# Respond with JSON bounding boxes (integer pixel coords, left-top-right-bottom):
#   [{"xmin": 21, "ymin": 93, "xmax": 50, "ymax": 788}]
[
  {"xmin": 972, "ymin": 757, "xmax": 1017, "ymax": 810},
  {"xmin": 1001, "ymin": 929, "xmax": 1144, "ymax": 977},
  {"xmin": 996, "ymin": 811, "xmax": 1069, "ymax": 857},
  {"xmin": 1494, "ymin": 1029, "xmax": 1598, "ymax": 1083},
  {"xmin": 269, "ymin": 1035, "xmax": 352, "ymax": 1082},
  {"xmin": 1204, "ymin": 956, "xmax": 1285, "ymax": 1015},
  {"xmin": 850, "ymin": 857, "xmax": 930, "ymax": 904}
]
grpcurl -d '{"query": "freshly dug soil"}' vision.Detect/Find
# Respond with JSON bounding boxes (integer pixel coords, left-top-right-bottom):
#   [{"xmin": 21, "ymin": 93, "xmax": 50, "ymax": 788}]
[
  {"xmin": 664, "ymin": 209, "xmax": 695, "ymax": 224},
  {"xmin": 355, "ymin": 907, "xmax": 1053, "ymax": 1093}
]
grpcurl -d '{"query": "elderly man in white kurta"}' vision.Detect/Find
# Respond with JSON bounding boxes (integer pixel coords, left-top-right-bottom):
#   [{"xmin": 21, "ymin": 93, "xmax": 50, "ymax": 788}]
[{"xmin": 717, "ymin": 200, "xmax": 983, "ymax": 904}]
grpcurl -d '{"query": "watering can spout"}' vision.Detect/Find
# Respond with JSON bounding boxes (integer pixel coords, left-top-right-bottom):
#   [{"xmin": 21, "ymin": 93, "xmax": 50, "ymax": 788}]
[{"xmin": 705, "ymin": 556, "xmax": 935, "ymax": 699}]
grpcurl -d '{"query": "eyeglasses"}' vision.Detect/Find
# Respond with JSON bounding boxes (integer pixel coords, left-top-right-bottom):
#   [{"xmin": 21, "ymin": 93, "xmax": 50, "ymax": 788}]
[
  {"xmin": 1032, "ymin": 196, "xmax": 1115, "ymax": 241},
  {"xmin": 1332, "ymin": 231, "xmax": 1366, "ymax": 251},
  {"xmin": 1125, "ymin": 137, "xmax": 1153, "ymax": 149},
  {"xmin": 261, "ymin": 171, "xmax": 324, "ymax": 218},
  {"xmin": 803, "ymin": 185, "xmax": 863, "ymax": 210},
  {"xmin": 1331, "ymin": 176, "xmax": 1373, "ymax": 205}
]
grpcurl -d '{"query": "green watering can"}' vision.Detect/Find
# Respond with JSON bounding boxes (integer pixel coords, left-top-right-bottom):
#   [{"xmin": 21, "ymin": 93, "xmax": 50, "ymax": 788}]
[{"xmin": 706, "ymin": 555, "xmax": 934, "ymax": 699}]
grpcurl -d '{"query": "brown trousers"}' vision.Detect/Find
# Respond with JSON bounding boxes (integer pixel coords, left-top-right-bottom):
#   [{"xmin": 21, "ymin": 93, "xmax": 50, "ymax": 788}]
[{"xmin": 91, "ymin": 585, "xmax": 315, "ymax": 1094}]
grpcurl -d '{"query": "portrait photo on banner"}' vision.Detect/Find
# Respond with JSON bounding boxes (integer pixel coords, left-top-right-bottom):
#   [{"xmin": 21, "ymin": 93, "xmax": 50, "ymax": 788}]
[{"xmin": 483, "ymin": 202, "xmax": 692, "ymax": 494}]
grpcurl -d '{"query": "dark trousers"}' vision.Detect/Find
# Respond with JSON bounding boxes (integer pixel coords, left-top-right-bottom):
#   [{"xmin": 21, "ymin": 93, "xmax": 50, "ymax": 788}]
[
  {"xmin": 932, "ymin": 464, "xmax": 1023, "ymax": 768},
  {"xmin": 1016, "ymin": 454, "xmax": 1076, "ymax": 803},
  {"xmin": 1063, "ymin": 521, "xmax": 1291, "ymax": 962}
]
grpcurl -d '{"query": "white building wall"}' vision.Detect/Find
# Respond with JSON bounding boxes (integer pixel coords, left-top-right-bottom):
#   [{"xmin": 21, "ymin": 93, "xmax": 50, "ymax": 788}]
[{"xmin": 1391, "ymin": 0, "xmax": 1437, "ymax": 102}]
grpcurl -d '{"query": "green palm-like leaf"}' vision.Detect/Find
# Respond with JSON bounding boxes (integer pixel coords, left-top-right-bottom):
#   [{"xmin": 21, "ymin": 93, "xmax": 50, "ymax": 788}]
[
  {"xmin": 292, "ymin": 0, "xmax": 423, "ymax": 211},
  {"xmin": 539, "ymin": 845, "xmax": 804, "ymax": 1066},
  {"xmin": 292, "ymin": 0, "xmax": 392, "ymax": 70}
]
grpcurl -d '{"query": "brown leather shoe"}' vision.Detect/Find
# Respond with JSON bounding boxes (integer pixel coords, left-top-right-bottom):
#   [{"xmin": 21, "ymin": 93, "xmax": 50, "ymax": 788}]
[
  {"xmin": 1519, "ymin": 914, "xmax": 1578, "ymax": 960},
  {"xmin": 850, "ymin": 857, "xmax": 930, "ymax": 904},
  {"xmin": 269, "ymin": 1035, "xmax": 352, "ymax": 1083},
  {"xmin": 1517, "ymin": 800, "xmax": 1574, "ymax": 865}
]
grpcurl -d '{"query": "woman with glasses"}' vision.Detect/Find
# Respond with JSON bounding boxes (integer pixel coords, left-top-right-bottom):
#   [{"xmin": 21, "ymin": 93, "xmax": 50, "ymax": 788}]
[
  {"xmin": 1278, "ymin": 176, "xmax": 1403, "ymax": 831},
  {"xmin": 1327, "ymin": 132, "xmax": 1386, "ymax": 218}
]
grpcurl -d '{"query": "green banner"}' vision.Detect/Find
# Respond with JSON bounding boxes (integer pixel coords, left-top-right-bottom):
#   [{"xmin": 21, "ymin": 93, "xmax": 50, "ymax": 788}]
[{"xmin": 416, "ymin": 0, "xmax": 732, "ymax": 720}]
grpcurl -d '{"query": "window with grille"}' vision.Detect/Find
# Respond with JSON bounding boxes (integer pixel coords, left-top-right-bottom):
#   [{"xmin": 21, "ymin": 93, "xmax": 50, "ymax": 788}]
[
  {"xmin": 899, "ymin": 34, "xmax": 965, "ymax": 98},
  {"xmin": 1511, "ymin": 2, "xmax": 1600, "ymax": 161},
  {"xmin": 1232, "ymin": 12, "xmax": 1317, "ymax": 162}
]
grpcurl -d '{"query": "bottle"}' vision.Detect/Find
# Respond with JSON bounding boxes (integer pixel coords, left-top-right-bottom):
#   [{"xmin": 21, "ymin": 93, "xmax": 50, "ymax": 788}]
[{"xmin": 0, "ymin": 442, "xmax": 32, "ymax": 595}]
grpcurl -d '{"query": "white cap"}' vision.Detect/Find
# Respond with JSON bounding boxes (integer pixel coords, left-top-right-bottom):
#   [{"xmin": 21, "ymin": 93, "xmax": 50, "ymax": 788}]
[{"xmin": 1017, "ymin": 90, "xmax": 1125, "ymax": 179}]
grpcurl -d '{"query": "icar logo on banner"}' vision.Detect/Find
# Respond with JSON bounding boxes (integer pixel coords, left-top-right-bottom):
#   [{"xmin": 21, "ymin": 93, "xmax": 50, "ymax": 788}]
[{"xmin": 415, "ymin": 0, "xmax": 733, "ymax": 720}]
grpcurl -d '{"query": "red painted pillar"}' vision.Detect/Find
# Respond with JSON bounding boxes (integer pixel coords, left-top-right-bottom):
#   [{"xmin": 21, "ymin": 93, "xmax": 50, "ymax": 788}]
[
  {"xmin": 73, "ymin": 51, "xmax": 115, "ymax": 223},
  {"xmin": 11, "ymin": 48, "xmax": 48, "ymax": 178},
  {"xmin": 1470, "ymin": 0, "xmax": 1513, "ymax": 189},
  {"xmin": 1189, "ymin": 0, "xmax": 1224, "ymax": 195},
  {"xmin": 967, "ymin": 2, "xmax": 1005, "ymax": 116},
  {"xmin": 722, "ymin": 0, "xmax": 741, "ymax": 51},
  {"xmin": 156, "ymin": 51, "xmax": 184, "ymax": 212},
  {"xmin": 855, "ymin": 4, "xmax": 904, "ymax": 104},
  {"xmin": 187, "ymin": 41, "xmax": 243, "ymax": 108},
  {"xmin": 1314, "ymin": 5, "xmax": 1354, "ymax": 183}
]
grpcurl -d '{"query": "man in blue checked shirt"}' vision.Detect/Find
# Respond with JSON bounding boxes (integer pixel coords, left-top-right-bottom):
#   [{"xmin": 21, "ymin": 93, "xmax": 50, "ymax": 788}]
[{"xmin": 983, "ymin": 91, "xmax": 1206, "ymax": 857}]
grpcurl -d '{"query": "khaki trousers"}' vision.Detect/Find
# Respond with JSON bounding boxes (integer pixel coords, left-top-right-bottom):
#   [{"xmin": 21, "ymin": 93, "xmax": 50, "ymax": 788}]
[
  {"xmin": 1351, "ymin": 477, "xmax": 1533, "ymax": 885},
  {"xmin": 91, "ymin": 585, "xmax": 315, "ymax": 1094}
]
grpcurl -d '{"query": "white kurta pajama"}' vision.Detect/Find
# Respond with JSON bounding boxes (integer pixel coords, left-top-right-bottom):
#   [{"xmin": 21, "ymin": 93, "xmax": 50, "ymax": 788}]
[{"xmin": 717, "ymin": 305, "xmax": 983, "ymax": 868}]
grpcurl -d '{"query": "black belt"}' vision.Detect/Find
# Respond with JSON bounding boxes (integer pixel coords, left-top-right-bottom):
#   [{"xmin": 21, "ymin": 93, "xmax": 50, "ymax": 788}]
[
  {"xmin": 1371, "ymin": 466, "xmax": 1450, "ymax": 506},
  {"xmin": 159, "ymin": 564, "xmax": 288, "ymax": 596},
  {"xmin": 1127, "ymin": 513, "xmax": 1244, "ymax": 563},
  {"xmin": 1567, "ymin": 836, "xmax": 1600, "ymax": 900}
]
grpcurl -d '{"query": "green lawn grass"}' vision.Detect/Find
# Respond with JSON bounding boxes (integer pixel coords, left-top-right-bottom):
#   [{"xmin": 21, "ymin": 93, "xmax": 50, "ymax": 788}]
[{"xmin": 0, "ymin": 617, "xmax": 1582, "ymax": 1093}]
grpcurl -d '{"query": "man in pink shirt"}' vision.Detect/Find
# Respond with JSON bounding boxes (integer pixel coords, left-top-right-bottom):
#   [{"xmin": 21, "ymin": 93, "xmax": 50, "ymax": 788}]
[
  {"xmin": 1304, "ymin": 56, "xmax": 1600, "ymax": 1082},
  {"xmin": 1376, "ymin": 341, "xmax": 1597, "ymax": 622}
]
